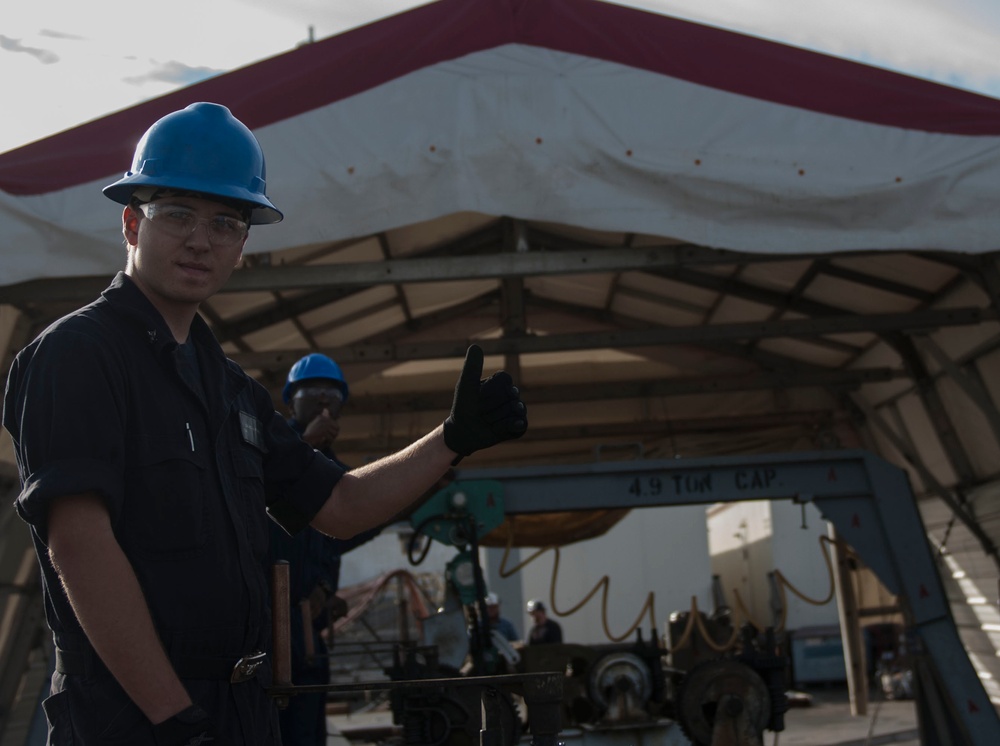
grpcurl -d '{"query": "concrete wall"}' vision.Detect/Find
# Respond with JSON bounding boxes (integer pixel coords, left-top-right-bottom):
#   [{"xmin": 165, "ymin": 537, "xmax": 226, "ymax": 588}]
[
  {"xmin": 707, "ymin": 500, "xmax": 839, "ymax": 633},
  {"xmin": 770, "ymin": 501, "xmax": 841, "ymax": 630}
]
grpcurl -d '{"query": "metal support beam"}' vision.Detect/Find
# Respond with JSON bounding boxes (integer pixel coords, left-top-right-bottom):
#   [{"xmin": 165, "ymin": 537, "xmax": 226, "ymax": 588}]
[
  {"xmin": 0, "ymin": 245, "xmax": 713, "ymax": 304},
  {"xmin": 829, "ymin": 526, "xmax": 868, "ymax": 716},
  {"xmin": 0, "ymin": 547, "xmax": 45, "ymax": 744},
  {"xmin": 913, "ymin": 333, "xmax": 1000, "ymax": 448},
  {"xmin": 500, "ymin": 220, "xmax": 528, "ymax": 382},
  {"xmin": 338, "ymin": 371, "xmax": 895, "ymax": 417},
  {"xmin": 890, "ymin": 333, "xmax": 979, "ymax": 484},
  {"xmin": 379, "ymin": 233, "xmax": 415, "ymax": 328},
  {"xmin": 224, "ymin": 307, "xmax": 988, "ymax": 370},
  {"xmin": 333, "ymin": 410, "xmax": 846, "ymax": 456},
  {"xmin": 847, "ymin": 394, "xmax": 1000, "ymax": 570},
  {"xmin": 821, "ymin": 262, "xmax": 935, "ymax": 303}
]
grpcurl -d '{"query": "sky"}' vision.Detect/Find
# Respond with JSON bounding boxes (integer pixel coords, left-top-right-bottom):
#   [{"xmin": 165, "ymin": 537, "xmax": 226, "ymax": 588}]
[{"xmin": 3, "ymin": 0, "xmax": 1000, "ymax": 155}]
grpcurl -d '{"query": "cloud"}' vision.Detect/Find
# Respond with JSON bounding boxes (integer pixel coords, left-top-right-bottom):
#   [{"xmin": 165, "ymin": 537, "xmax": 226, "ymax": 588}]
[
  {"xmin": 0, "ymin": 35, "xmax": 58, "ymax": 64},
  {"xmin": 4, "ymin": 0, "xmax": 1000, "ymax": 156},
  {"xmin": 38, "ymin": 29, "xmax": 86, "ymax": 41},
  {"xmin": 122, "ymin": 60, "xmax": 223, "ymax": 87},
  {"xmin": 624, "ymin": 0, "xmax": 1000, "ymax": 98}
]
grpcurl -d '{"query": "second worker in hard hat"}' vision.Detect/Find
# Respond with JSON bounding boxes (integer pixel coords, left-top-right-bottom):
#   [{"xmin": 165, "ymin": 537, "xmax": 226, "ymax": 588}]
[
  {"xmin": 284, "ymin": 353, "xmax": 351, "ymax": 456},
  {"xmin": 269, "ymin": 354, "xmax": 377, "ymax": 746}
]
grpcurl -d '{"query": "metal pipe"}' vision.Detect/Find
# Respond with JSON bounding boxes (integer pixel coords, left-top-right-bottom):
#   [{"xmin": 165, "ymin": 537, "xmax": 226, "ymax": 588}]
[
  {"xmin": 272, "ymin": 561, "xmax": 292, "ymax": 691},
  {"xmin": 300, "ymin": 599, "xmax": 314, "ymax": 660}
]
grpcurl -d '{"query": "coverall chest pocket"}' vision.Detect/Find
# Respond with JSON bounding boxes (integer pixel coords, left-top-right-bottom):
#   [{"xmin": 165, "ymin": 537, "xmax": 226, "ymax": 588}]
[{"xmin": 123, "ymin": 432, "xmax": 210, "ymax": 557}]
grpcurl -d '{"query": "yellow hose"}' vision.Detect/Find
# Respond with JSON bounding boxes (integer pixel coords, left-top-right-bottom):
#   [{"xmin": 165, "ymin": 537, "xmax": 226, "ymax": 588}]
[{"xmin": 494, "ymin": 527, "xmax": 846, "ymax": 652}]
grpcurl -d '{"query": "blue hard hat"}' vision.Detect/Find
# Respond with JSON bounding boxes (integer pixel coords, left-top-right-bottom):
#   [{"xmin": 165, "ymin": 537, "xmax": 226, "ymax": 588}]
[
  {"xmin": 283, "ymin": 354, "xmax": 349, "ymax": 404},
  {"xmin": 103, "ymin": 102, "xmax": 283, "ymax": 225}
]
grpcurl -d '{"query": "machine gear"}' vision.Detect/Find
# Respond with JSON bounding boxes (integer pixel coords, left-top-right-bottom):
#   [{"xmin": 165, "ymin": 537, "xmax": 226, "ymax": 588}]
[{"xmin": 676, "ymin": 658, "xmax": 772, "ymax": 746}]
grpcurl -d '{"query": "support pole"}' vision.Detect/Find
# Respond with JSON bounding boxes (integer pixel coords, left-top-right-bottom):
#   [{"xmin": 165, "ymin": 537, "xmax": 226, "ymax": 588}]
[
  {"xmin": 397, "ymin": 574, "xmax": 410, "ymax": 644},
  {"xmin": 830, "ymin": 526, "xmax": 868, "ymax": 716},
  {"xmin": 301, "ymin": 599, "xmax": 314, "ymax": 660},
  {"xmin": 272, "ymin": 561, "xmax": 292, "ymax": 700}
]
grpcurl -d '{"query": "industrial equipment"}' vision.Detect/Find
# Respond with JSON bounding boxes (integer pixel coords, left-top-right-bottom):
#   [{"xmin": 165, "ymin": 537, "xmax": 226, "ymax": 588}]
[
  {"xmin": 403, "ymin": 461, "xmax": 788, "ymax": 744},
  {"xmin": 268, "ymin": 449, "xmax": 999, "ymax": 746},
  {"xmin": 432, "ymin": 450, "xmax": 1000, "ymax": 745},
  {"xmin": 673, "ymin": 626, "xmax": 788, "ymax": 746},
  {"xmin": 676, "ymin": 659, "xmax": 772, "ymax": 746}
]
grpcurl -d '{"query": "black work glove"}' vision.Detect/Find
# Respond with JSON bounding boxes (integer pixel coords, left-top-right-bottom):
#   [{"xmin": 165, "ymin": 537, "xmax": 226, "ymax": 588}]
[
  {"xmin": 152, "ymin": 705, "xmax": 219, "ymax": 746},
  {"xmin": 443, "ymin": 345, "xmax": 527, "ymax": 463}
]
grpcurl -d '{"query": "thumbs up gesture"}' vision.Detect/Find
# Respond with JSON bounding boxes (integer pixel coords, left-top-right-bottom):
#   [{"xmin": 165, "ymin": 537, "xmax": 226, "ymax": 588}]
[{"xmin": 442, "ymin": 345, "xmax": 527, "ymax": 460}]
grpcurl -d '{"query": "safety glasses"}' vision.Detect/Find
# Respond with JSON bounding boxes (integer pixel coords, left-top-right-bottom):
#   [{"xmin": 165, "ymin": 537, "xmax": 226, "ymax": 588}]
[{"xmin": 138, "ymin": 202, "xmax": 248, "ymax": 247}]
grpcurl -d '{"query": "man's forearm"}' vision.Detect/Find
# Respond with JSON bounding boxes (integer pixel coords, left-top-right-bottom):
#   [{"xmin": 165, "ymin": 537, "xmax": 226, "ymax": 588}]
[
  {"xmin": 47, "ymin": 494, "xmax": 192, "ymax": 724},
  {"xmin": 312, "ymin": 425, "xmax": 456, "ymax": 538}
]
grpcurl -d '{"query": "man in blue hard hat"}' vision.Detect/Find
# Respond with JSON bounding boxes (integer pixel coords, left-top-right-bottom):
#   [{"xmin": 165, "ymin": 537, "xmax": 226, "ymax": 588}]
[
  {"xmin": 270, "ymin": 353, "xmax": 376, "ymax": 746},
  {"xmin": 284, "ymin": 353, "xmax": 350, "ymax": 455},
  {"xmin": 2, "ymin": 102, "xmax": 527, "ymax": 746}
]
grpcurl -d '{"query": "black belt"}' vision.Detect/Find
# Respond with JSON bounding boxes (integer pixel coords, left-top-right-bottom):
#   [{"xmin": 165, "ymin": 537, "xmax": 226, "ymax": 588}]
[{"xmin": 55, "ymin": 648, "xmax": 267, "ymax": 683}]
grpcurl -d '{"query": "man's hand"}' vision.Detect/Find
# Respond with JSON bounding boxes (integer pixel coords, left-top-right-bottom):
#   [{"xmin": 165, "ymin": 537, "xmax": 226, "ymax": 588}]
[
  {"xmin": 302, "ymin": 408, "xmax": 340, "ymax": 450},
  {"xmin": 443, "ymin": 345, "xmax": 527, "ymax": 460}
]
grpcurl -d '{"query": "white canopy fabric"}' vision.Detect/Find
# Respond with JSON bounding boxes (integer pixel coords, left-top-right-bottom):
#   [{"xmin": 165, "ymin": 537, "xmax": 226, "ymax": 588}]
[{"xmin": 3, "ymin": 0, "xmax": 1000, "ymax": 288}]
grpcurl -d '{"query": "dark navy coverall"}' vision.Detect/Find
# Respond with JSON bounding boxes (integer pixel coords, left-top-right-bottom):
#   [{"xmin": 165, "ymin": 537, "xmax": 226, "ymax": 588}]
[{"xmin": 2, "ymin": 273, "xmax": 345, "ymax": 745}]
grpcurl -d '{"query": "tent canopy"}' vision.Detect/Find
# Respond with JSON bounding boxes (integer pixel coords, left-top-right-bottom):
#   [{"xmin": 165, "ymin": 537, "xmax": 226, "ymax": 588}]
[{"xmin": 3, "ymin": 0, "xmax": 1000, "ymax": 288}]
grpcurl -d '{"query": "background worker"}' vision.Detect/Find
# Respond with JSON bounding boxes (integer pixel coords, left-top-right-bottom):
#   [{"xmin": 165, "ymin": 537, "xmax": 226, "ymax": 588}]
[
  {"xmin": 269, "ymin": 354, "xmax": 378, "ymax": 746},
  {"xmin": 285, "ymin": 354, "xmax": 350, "ymax": 456},
  {"xmin": 526, "ymin": 599, "xmax": 563, "ymax": 645},
  {"xmin": 485, "ymin": 592, "xmax": 521, "ymax": 643},
  {"xmin": 2, "ymin": 102, "xmax": 527, "ymax": 746}
]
